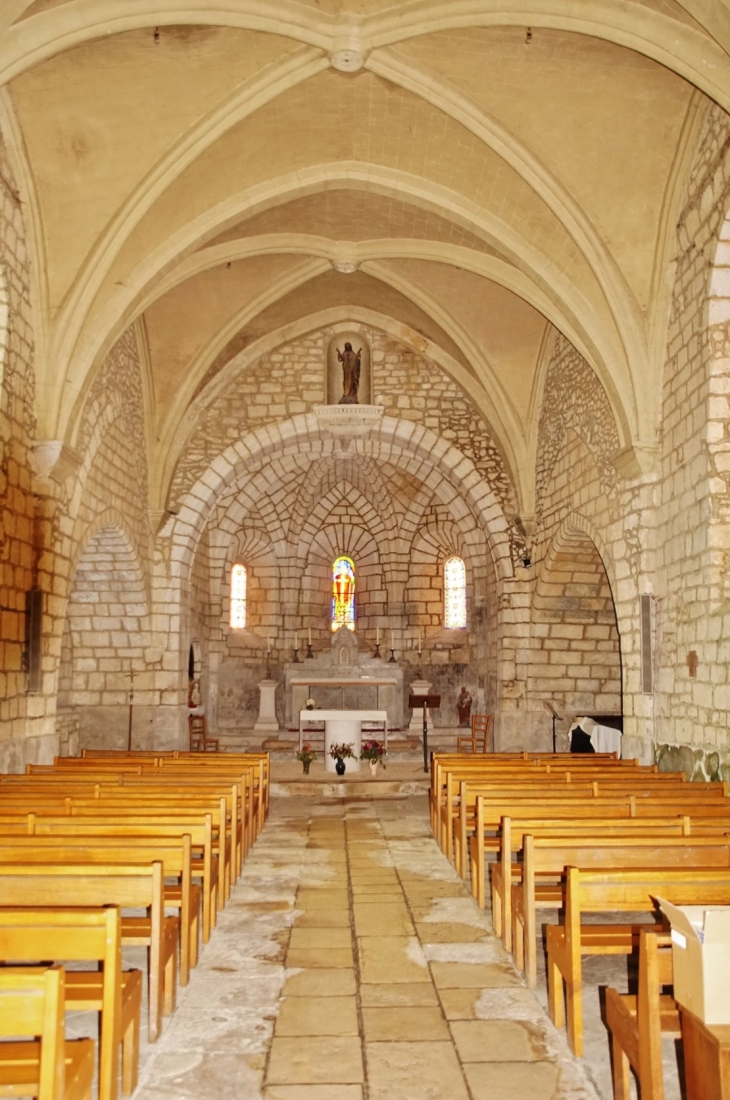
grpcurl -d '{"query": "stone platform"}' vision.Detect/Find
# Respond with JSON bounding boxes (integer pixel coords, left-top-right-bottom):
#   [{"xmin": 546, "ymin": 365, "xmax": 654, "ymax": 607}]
[{"xmin": 270, "ymin": 759, "xmax": 430, "ymax": 799}]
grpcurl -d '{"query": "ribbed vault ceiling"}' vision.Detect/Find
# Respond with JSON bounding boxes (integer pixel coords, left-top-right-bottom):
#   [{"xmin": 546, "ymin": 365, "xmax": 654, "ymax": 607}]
[{"xmin": 1, "ymin": 0, "xmax": 728, "ymax": 516}]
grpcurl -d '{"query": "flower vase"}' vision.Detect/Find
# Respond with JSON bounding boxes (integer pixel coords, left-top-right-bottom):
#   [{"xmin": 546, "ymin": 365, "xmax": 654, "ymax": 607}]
[
  {"xmin": 369, "ymin": 760, "xmax": 379, "ymax": 777},
  {"xmin": 302, "ymin": 761, "xmax": 311, "ymax": 775},
  {"xmin": 335, "ymin": 758, "xmax": 346, "ymax": 776}
]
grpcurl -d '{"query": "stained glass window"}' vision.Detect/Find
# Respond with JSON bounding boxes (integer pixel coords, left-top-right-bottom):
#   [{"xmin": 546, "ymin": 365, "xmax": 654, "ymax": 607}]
[
  {"xmin": 332, "ymin": 556, "xmax": 356, "ymax": 631},
  {"xmin": 444, "ymin": 556, "xmax": 466, "ymax": 628},
  {"xmin": 230, "ymin": 563, "xmax": 247, "ymax": 629}
]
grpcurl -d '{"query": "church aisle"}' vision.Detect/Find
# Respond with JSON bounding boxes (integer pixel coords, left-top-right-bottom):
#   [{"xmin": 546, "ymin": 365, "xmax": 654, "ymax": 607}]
[{"xmin": 131, "ymin": 797, "xmax": 602, "ymax": 1100}]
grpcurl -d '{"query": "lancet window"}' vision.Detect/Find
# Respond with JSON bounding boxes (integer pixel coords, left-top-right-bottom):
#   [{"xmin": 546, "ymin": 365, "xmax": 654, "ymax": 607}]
[
  {"xmin": 444, "ymin": 556, "xmax": 466, "ymax": 628},
  {"xmin": 332, "ymin": 555, "xmax": 356, "ymax": 631},
  {"xmin": 229, "ymin": 563, "xmax": 247, "ymax": 629}
]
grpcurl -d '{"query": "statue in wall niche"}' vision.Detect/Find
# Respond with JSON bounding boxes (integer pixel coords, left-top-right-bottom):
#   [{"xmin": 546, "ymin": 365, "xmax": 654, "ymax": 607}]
[
  {"xmin": 456, "ymin": 685, "xmax": 472, "ymax": 727},
  {"xmin": 337, "ymin": 342, "xmax": 362, "ymax": 404}
]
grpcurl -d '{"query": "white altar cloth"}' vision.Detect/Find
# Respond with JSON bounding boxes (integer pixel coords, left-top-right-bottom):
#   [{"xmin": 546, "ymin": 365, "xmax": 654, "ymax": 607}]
[{"xmin": 299, "ymin": 709, "xmax": 388, "ymax": 773}]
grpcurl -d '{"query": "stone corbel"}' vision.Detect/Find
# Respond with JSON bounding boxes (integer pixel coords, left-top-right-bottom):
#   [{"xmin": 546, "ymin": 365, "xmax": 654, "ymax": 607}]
[
  {"xmin": 611, "ymin": 443, "xmax": 660, "ymax": 480},
  {"xmin": 31, "ymin": 440, "xmax": 82, "ymax": 484}
]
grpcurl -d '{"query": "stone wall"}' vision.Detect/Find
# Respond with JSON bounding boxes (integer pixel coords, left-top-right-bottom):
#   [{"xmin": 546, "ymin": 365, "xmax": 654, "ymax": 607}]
[
  {"xmin": 0, "ymin": 130, "xmax": 40, "ymax": 771},
  {"xmin": 653, "ymin": 102, "xmax": 730, "ymax": 776}
]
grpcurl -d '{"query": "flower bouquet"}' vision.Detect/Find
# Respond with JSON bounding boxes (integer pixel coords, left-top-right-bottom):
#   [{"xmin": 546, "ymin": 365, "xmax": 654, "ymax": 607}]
[
  {"xmin": 329, "ymin": 741, "xmax": 355, "ymax": 775},
  {"xmin": 296, "ymin": 742, "xmax": 316, "ymax": 774},
  {"xmin": 360, "ymin": 738, "xmax": 386, "ymax": 773}
]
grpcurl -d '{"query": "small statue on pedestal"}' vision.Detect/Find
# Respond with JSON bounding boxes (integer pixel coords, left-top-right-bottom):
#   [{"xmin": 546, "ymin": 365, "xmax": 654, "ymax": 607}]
[
  {"xmin": 456, "ymin": 685, "xmax": 472, "ymax": 727},
  {"xmin": 337, "ymin": 342, "xmax": 362, "ymax": 404}
]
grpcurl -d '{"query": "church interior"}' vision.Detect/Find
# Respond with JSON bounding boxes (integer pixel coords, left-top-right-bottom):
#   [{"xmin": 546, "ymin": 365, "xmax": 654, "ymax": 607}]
[{"xmin": 3, "ymin": 2, "xmax": 730, "ymax": 1098}]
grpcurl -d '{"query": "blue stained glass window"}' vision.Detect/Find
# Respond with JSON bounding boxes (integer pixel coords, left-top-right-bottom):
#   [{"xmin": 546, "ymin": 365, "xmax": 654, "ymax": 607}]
[{"xmin": 332, "ymin": 556, "xmax": 356, "ymax": 631}]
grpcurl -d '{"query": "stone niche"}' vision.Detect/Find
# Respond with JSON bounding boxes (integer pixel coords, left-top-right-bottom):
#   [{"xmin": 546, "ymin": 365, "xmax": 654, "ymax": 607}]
[{"xmin": 326, "ymin": 332, "xmax": 372, "ymax": 404}]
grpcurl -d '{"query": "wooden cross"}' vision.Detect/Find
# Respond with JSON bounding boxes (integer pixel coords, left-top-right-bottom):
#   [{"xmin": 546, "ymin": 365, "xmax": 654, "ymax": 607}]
[{"xmin": 687, "ymin": 650, "xmax": 698, "ymax": 678}]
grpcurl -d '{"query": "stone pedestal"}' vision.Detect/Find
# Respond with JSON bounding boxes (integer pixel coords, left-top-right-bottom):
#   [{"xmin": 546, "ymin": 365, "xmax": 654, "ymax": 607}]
[
  {"xmin": 409, "ymin": 679, "xmax": 432, "ymax": 734},
  {"xmin": 254, "ymin": 680, "xmax": 279, "ymax": 733}
]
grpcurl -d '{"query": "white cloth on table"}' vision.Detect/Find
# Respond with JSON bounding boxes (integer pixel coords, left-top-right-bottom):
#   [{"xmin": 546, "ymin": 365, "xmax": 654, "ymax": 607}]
[{"xmin": 572, "ymin": 716, "xmax": 622, "ymax": 757}]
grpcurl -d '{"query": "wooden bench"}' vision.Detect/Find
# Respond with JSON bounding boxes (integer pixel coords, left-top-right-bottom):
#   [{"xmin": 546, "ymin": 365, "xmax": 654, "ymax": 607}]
[
  {"xmin": 24, "ymin": 814, "xmax": 218, "ymax": 944},
  {"xmin": 605, "ymin": 928, "xmax": 677, "ymax": 1100},
  {"xmin": 0, "ymin": 966, "xmax": 94, "ymax": 1100},
  {"xmin": 0, "ymin": 907, "xmax": 142, "ymax": 1100},
  {"xmin": 0, "ymin": 835, "xmax": 199, "ymax": 986},
  {"xmin": 546, "ymin": 866, "xmax": 730, "ymax": 1056},
  {"xmin": 513, "ymin": 834, "xmax": 730, "ymax": 989},
  {"xmin": 0, "ymin": 862, "xmax": 177, "ymax": 1043},
  {"xmin": 490, "ymin": 814, "xmax": 692, "ymax": 942}
]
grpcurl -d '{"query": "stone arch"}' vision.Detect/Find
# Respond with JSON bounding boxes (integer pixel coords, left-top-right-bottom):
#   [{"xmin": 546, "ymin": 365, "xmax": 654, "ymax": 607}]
[
  {"xmin": 59, "ymin": 520, "xmax": 151, "ymax": 751},
  {"xmin": 166, "ymin": 415, "xmax": 514, "ymax": 593},
  {"xmin": 529, "ymin": 518, "xmax": 622, "ymax": 747}
]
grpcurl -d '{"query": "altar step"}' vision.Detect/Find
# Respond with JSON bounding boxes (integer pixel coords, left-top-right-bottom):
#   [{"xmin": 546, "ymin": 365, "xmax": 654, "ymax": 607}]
[{"xmin": 214, "ymin": 726, "xmax": 468, "ymax": 759}]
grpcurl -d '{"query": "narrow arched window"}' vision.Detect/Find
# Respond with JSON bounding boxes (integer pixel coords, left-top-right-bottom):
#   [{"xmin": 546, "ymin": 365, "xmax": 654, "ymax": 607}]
[
  {"xmin": 229, "ymin": 563, "xmax": 247, "ymax": 628},
  {"xmin": 444, "ymin": 556, "xmax": 466, "ymax": 628},
  {"xmin": 332, "ymin": 555, "xmax": 356, "ymax": 631}
]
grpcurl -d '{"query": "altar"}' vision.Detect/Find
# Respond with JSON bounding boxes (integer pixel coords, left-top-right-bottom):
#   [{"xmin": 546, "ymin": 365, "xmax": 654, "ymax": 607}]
[
  {"xmin": 299, "ymin": 709, "xmax": 388, "ymax": 773},
  {"xmin": 284, "ymin": 626, "xmax": 404, "ymax": 730}
]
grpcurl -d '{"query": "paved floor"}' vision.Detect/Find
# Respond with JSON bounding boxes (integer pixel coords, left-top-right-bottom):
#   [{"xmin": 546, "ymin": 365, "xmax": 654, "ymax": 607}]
[{"xmin": 130, "ymin": 795, "xmax": 608, "ymax": 1100}]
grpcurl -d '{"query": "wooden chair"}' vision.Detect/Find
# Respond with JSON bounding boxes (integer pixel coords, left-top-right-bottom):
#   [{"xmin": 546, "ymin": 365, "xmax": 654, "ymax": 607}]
[
  {"xmin": 605, "ymin": 929, "xmax": 678, "ymax": 1100},
  {"xmin": 188, "ymin": 714, "xmax": 219, "ymax": 752},
  {"xmin": 0, "ymin": 907, "xmax": 141, "ymax": 1100},
  {"xmin": 456, "ymin": 714, "xmax": 492, "ymax": 753},
  {"xmin": 0, "ymin": 966, "xmax": 95, "ymax": 1100}
]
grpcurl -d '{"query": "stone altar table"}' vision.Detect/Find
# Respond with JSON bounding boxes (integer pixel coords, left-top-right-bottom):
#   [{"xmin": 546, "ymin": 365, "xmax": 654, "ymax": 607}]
[
  {"xmin": 284, "ymin": 626, "xmax": 404, "ymax": 730},
  {"xmin": 299, "ymin": 709, "xmax": 388, "ymax": 773}
]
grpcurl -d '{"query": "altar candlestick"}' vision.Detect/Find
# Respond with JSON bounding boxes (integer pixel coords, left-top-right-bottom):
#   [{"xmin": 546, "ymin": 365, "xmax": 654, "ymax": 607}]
[
  {"xmin": 308, "ymin": 627, "xmax": 312, "ymax": 644},
  {"xmin": 418, "ymin": 629, "xmax": 422, "ymax": 654},
  {"xmin": 294, "ymin": 633, "xmax": 298, "ymax": 650},
  {"xmin": 391, "ymin": 630, "xmax": 395, "ymax": 650},
  {"xmin": 376, "ymin": 626, "xmax": 380, "ymax": 644}
]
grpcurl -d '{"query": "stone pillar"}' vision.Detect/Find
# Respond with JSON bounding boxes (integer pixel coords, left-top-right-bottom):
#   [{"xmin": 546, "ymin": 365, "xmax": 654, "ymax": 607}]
[
  {"xmin": 409, "ymin": 679, "xmax": 432, "ymax": 735},
  {"xmin": 254, "ymin": 680, "xmax": 279, "ymax": 733}
]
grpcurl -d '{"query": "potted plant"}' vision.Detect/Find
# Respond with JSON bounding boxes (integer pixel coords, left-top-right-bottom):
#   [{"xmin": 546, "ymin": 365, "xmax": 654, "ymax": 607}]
[
  {"xmin": 329, "ymin": 741, "xmax": 355, "ymax": 776},
  {"xmin": 360, "ymin": 738, "xmax": 386, "ymax": 775},
  {"xmin": 296, "ymin": 742, "xmax": 316, "ymax": 775},
  {"xmin": 305, "ymin": 697, "xmax": 316, "ymax": 710}
]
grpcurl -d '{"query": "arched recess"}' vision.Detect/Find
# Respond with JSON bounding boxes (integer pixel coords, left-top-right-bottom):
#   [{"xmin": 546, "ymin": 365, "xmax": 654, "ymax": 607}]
[
  {"xmin": 58, "ymin": 521, "xmax": 150, "ymax": 751},
  {"xmin": 530, "ymin": 523, "xmax": 622, "ymax": 737},
  {"xmin": 299, "ymin": 491, "xmax": 386, "ymax": 643},
  {"xmin": 221, "ymin": 530, "xmax": 281, "ymax": 643}
]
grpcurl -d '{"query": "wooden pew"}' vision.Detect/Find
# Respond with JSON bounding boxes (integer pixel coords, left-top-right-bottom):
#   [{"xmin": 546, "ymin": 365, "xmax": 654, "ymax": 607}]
[
  {"xmin": 605, "ymin": 928, "xmax": 677, "ymax": 1100},
  {"xmin": 24, "ymin": 815, "xmax": 218, "ymax": 944},
  {"xmin": 513, "ymin": 834, "xmax": 730, "ymax": 989},
  {"xmin": 0, "ymin": 835, "xmax": 199, "ymax": 986},
  {"xmin": 0, "ymin": 966, "xmax": 95, "ymax": 1100},
  {"xmin": 469, "ymin": 793, "xmax": 730, "ymax": 911},
  {"xmin": 545, "ymin": 866, "xmax": 730, "ymax": 1057},
  {"xmin": 490, "ymin": 814, "xmax": 691, "ymax": 940},
  {"xmin": 0, "ymin": 907, "xmax": 141, "ymax": 1100},
  {"xmin": 0, "ymin": 862, "xmax": 177, "ymax": 1043}
]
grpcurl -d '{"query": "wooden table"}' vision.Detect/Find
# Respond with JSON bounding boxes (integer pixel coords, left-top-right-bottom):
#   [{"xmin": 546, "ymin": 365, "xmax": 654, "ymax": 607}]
[{"xmin": 681, "ymin": 1007, "xmax": 730, "ymax": 1098}]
